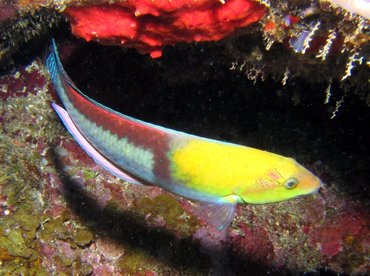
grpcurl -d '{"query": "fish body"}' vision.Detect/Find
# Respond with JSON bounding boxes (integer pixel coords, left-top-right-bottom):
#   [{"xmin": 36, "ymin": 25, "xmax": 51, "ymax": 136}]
[{"xmin": 46, "ymin": 40, "xmax": 322, "ymax": 229}]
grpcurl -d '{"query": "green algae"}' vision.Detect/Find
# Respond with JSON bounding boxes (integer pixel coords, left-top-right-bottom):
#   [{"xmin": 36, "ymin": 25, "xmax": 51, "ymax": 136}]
[
  {"xmin": 0, "ymin": 134, "xmax": 46, "ymax": 209},
  {"xmin": 0, "ymin": 264, "xmax": 48, "ymax": 276},
  {"xmin": 82, "ymin": 168, "xmax": 99, "ymax": 180},
  {"xmin": 135, "ymin": 194, "xmax": 199, "ymax": 236},
  {"xmin": 0, "ymin": 172, "xmax": 10, "ymax": 184},
  {"xmin": 12, "ymin": 210, "xmax": 41, "ymax": 240},
  {"xmin": 74, "ymin": 229, "xmax": 93, "ymax": 247},
  {"xmin": 0, "ymin": 133, "xmax": 46, "ymax": 272},
  {"xmin": 0, "ymin": 215, "xmax": 41, "ymax": 271},
  {"xmin": 61, "ymin": 256, "xmax": 74, "ymax": 267},
  {"xmin": 80, "ymin": 262, "xmax": 93, "ymax": 275},
  {"xmin": 117, "ymin": 249, "xmax": 153, "ymax": 274},
  {"xmin": 13, "ymin": 210, "xmax": 41, "ymax": 232},
  {"xmin": 39, "ymin": 212, "xmax": 71, "ymax": 242},
  {"xmin": 0, "ymin": 232, "xmax": 34, "ymax": 259},
  {"xmin": 0, "ymin": 208, "xmax": 41, "ymax": 267}
]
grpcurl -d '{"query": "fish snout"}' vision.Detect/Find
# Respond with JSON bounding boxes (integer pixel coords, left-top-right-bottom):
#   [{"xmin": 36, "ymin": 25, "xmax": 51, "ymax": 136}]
[{"xmin": 298, "ymin": 168, "xmax": 323, "ymax": 195}]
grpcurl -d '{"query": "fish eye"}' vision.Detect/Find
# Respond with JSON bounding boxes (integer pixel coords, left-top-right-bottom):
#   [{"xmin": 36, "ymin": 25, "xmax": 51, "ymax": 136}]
[{"xmin": 284, "ymin": 178, "xmax": 298, "ymax": 189}]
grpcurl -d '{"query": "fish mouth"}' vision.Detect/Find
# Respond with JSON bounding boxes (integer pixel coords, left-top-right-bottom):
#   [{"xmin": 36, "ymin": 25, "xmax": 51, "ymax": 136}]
[
  {"xmin": 300, "ymin": 173, "xmax": 323, "ymax": 195},
  {"xmin": 311, "ymin": 180, "xmax": 324, "ymax": 194}
]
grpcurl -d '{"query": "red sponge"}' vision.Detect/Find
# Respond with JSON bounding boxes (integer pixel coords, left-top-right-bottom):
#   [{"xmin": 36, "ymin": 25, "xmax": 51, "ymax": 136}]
[{"xmin": 65, "ymin": 0, "xmax": 265, "ymax": 58}]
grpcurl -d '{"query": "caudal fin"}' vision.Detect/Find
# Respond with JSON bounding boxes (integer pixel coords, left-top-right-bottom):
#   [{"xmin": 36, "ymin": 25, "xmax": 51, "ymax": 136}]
[{"xmin": 45, "ymin": 39, "xmax": 60, "ymax": 84}]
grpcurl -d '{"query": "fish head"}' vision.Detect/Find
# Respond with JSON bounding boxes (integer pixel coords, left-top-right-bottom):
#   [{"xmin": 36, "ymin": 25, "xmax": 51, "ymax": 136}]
[{"xmin": 239, "ymin": 157, "xmax": 322, "ymax": 204}]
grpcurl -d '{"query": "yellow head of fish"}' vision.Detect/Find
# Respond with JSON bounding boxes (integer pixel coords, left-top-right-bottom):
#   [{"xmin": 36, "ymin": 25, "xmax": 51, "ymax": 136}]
[
  {"xmin": 170, "ymin": 140, "xmax": 322, "ymax": 205},
  {"xmin": 237, "ymin": 156, "xmax": 322, "ymax": 204}
]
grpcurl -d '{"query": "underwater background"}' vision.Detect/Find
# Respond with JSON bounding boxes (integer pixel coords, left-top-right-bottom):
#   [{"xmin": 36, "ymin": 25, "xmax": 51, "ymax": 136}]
[{"xmin": 0, "ymin": 0, "xmax": 369, "ymax": 275}]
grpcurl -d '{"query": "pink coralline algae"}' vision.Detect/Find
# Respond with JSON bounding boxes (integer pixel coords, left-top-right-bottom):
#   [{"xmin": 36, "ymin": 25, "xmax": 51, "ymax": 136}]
[
  {"xmin": 228, "ymin": 222, "xmax": 275, "ymax": 265},
  {"xmin": 0, "ymin": 1, "xmax": 17, "ymax": 23},
  {"xmin": 0, "ymin": 61, "xmax": 48, "ymax": 102},
  {"xmin": 308, "ymin": 205, "xmax": 368, "ymax": 257}
]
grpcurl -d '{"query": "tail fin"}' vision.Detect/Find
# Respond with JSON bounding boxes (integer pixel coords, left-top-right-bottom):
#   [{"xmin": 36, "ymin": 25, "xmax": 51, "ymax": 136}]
[
  {"xmin": 45, "ymin": 39, "xmax": 75, "ymax": 86},
  {"xmin": 45, "ymin": 39, "xmax": 87, "ymax": 98},
  {"xmin": 45, "ymin": 39, "xmax": 60, "ymax": 84}
]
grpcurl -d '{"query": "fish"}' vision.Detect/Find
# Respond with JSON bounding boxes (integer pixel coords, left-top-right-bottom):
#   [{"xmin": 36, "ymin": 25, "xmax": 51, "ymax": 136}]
[{"xmin": 46, "ymin": 39, "xmax": 322, "ymax": 230}]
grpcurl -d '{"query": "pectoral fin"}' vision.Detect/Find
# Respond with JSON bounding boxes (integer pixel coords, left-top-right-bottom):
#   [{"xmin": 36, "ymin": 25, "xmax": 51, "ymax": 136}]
[
  {"xmin": 52, "ymin": 102, "xmax": 143, "ymax": 185},
  {"xmin": 197, "ymin": 195, "xmax": 240, "ymax": 230}
]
